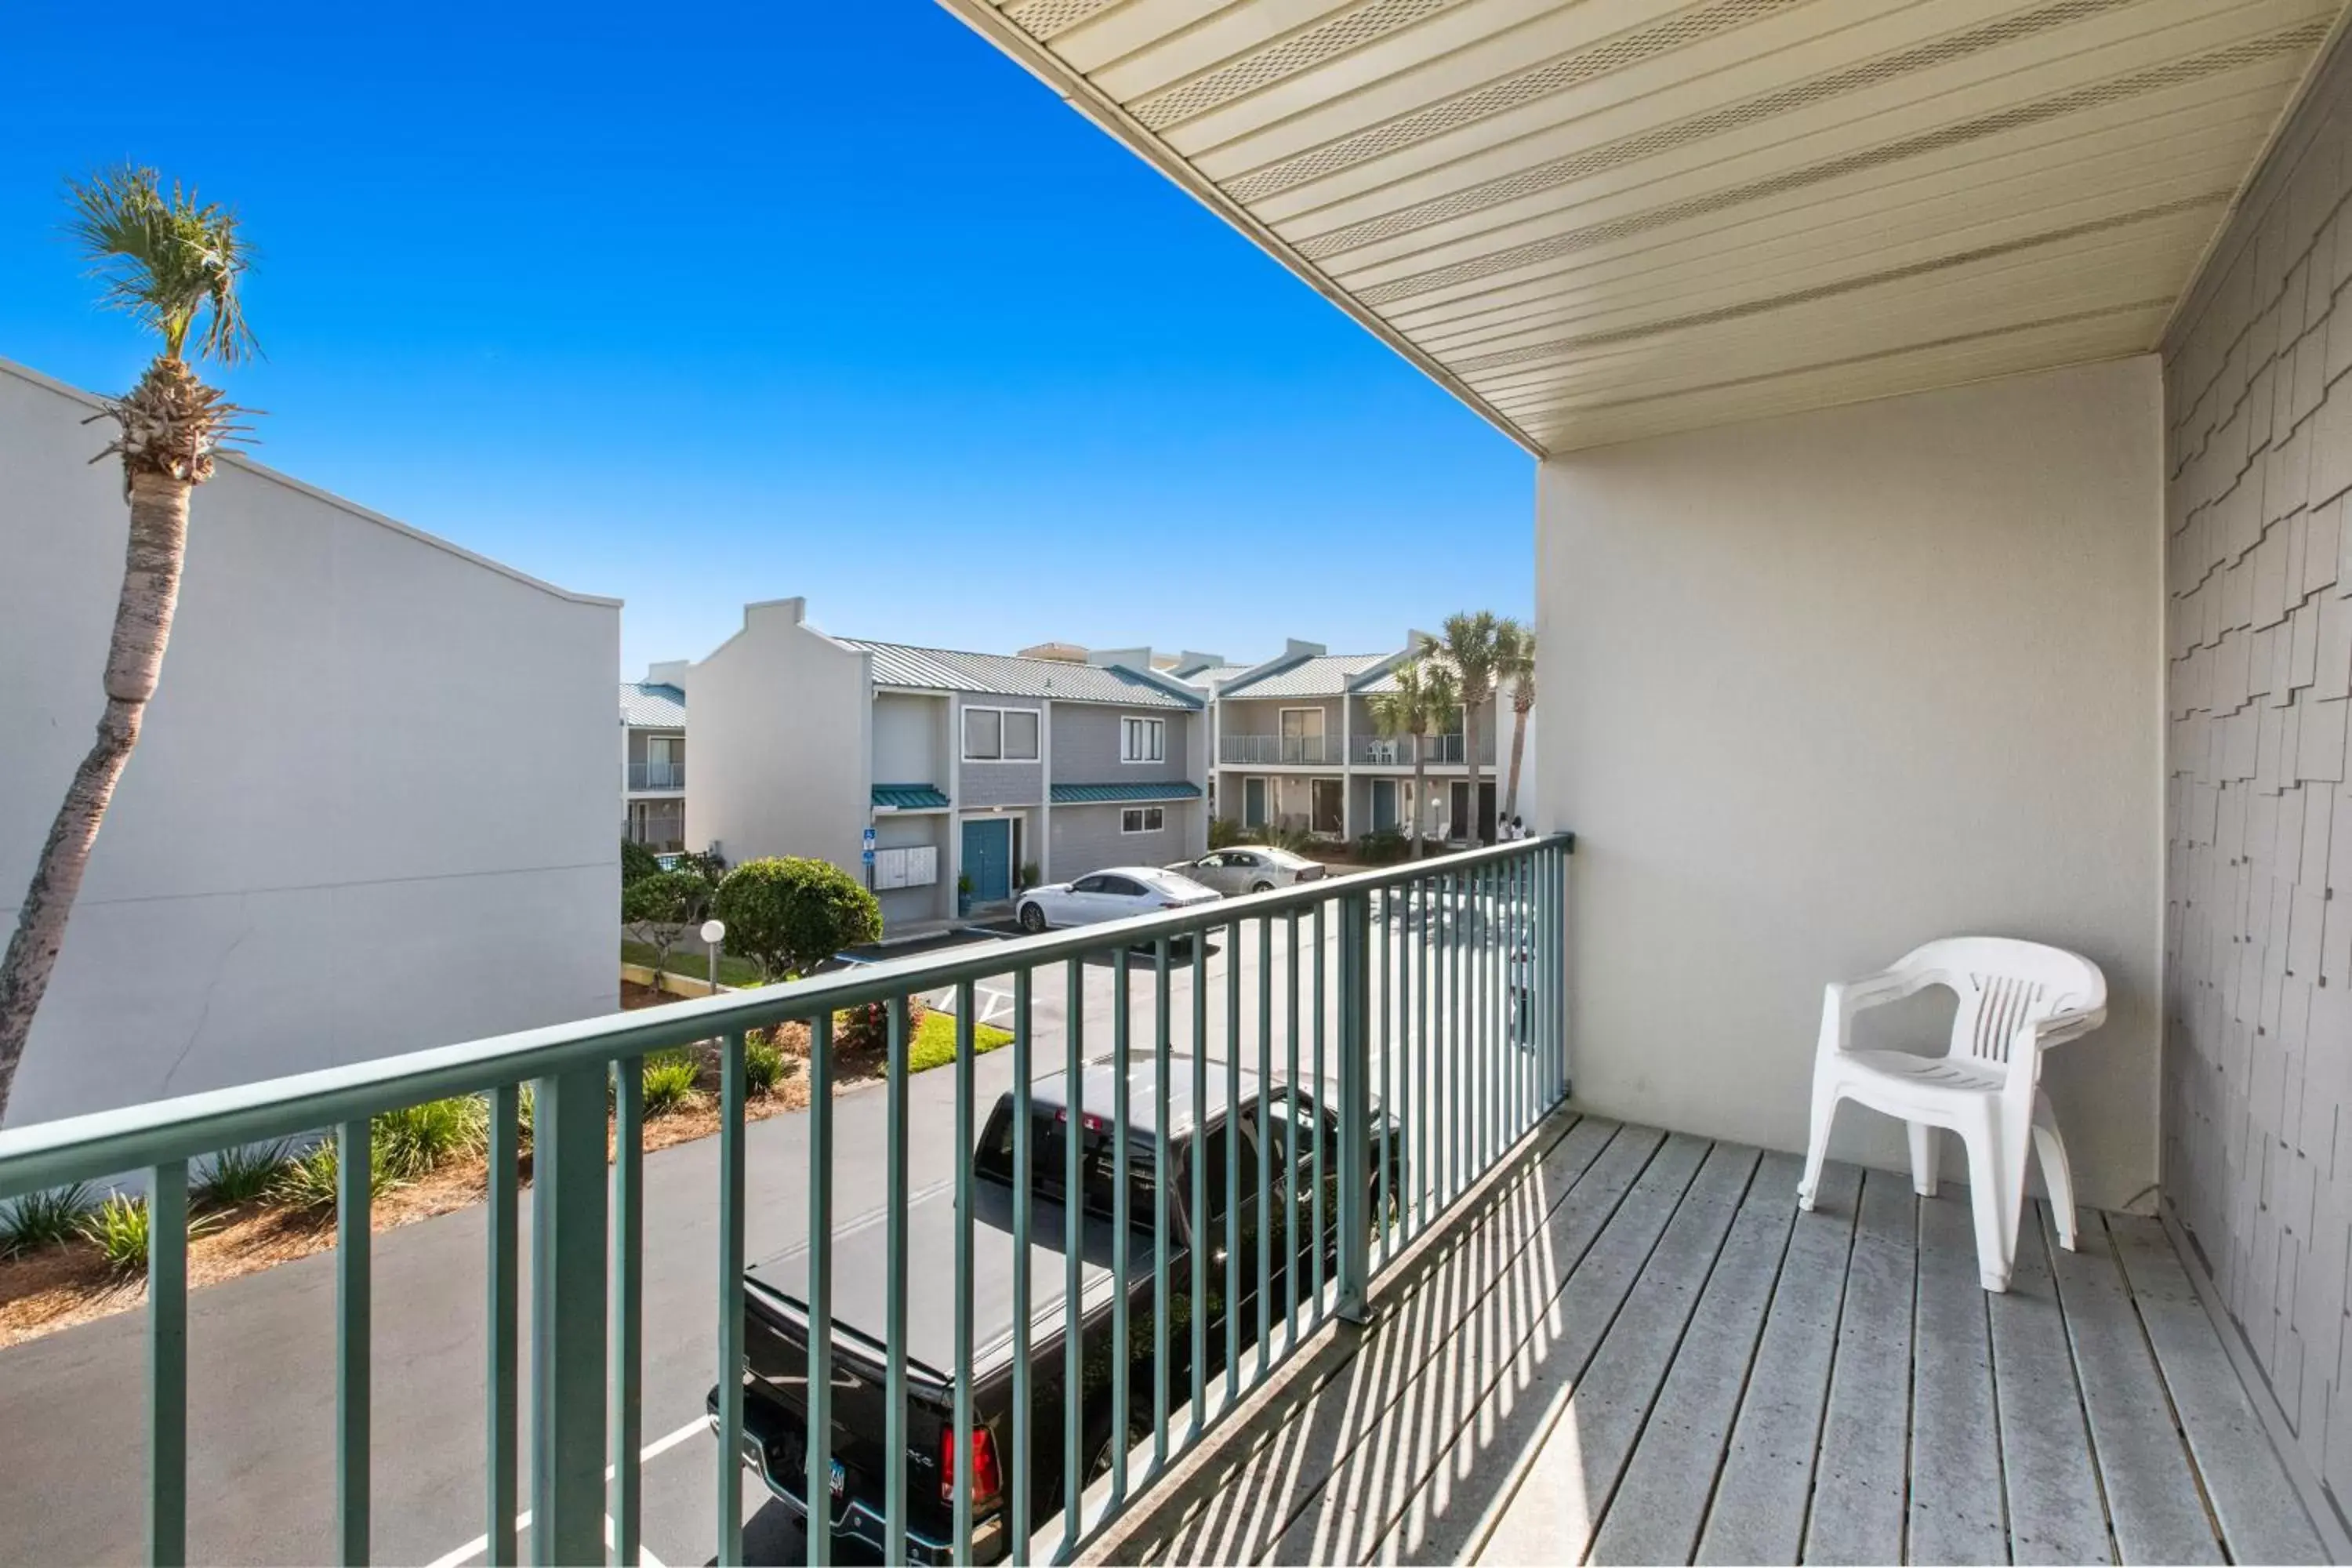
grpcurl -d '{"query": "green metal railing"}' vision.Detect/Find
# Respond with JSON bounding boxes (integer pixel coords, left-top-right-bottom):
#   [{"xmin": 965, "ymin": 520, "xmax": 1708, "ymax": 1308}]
[{"xmin": 0, "ymin": 833, "xmax": 1570, "ymax": 1566}]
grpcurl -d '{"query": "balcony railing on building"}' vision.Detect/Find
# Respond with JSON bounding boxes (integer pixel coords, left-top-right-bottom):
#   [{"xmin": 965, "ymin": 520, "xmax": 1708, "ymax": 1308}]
[
  {"xmin": 1347, "ymin": 733, "xmax": 1494, "ymax": 767},
  {"xmin": 0, "ymin": 836, "xmax": 1569, "ymax": 1567},
  {"xmin": 1218, "ymin": 734, "xmax": 1338, "ymax": 765},
  {"xmin": 627, "ymin": 760, "xmax": 686, "ymax": 791}
]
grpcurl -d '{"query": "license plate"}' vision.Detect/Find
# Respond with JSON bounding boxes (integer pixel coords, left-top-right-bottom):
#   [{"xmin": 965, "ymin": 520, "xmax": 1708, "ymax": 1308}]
[{"xmin": 829, "ymin": 1458, "xmax": 846, "ymax": 1500}]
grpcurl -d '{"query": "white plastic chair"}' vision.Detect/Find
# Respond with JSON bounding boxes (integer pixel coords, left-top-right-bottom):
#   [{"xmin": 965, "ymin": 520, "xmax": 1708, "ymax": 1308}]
[{"xmin": 1795, "ymin": 937, "xmax": 2107, "ymax": 1292}]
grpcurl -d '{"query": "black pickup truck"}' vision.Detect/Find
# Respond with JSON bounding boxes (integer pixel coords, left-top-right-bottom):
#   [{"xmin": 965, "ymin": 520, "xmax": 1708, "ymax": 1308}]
[{"xmin": 709, "ymin": 1054, "xmax": 1396, "ymax": 1563}]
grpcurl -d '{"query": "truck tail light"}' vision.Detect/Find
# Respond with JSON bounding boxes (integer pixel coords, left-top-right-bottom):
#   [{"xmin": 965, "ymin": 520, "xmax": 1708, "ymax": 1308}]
[{"xmin": 938, "ymin": 1423, "xmax": 1003, "ymax": 1505}]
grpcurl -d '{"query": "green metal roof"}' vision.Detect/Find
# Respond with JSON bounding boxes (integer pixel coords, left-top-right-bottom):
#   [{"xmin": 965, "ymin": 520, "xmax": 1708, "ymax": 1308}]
[
  {"xmin": 1050, "ymin": 782, "xmax": 1203, "ymax": 804},
  {"xmin": 873, "ymin": 784, "xmax": 951, "ymax": 810}
]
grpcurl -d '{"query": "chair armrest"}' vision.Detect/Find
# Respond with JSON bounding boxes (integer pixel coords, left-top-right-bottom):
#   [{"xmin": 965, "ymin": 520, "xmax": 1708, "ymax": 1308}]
[
  {"xmin": 2018, "ymin": 1004, "xmax": 2107, "ymax": 1056},
  {"xmin": 1817, "ymin": 967, "xmax": 1927, "ymax": 1058}
]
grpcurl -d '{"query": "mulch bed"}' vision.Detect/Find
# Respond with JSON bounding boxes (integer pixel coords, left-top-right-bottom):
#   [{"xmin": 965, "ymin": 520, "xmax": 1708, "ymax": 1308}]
[{"xmin": 0, "ymin": 981, "xmax": 898, "ymax": 1350}]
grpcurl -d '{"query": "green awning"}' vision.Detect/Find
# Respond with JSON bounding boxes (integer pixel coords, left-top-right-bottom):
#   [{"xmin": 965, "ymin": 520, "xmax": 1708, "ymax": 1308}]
[
  {"xmin": 873, "ymin": 784, "xmax": 951, "ymax": 811},
  {"xmin": 1049, "ymin": 781, "xmax": 1204, "ymax": 804}
]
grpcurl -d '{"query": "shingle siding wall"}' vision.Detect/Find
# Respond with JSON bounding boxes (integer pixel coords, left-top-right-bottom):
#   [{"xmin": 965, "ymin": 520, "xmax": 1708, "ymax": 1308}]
[
  {"xmin": 1051, "ymin": 800, "xmax": 1189, "ymax": 882},
  {"xmin": 2161, "ymin": 33, "xmax": 2352, "ymax": 1508},
  {"xmin": 1051, "ymin": 703, "xmax": 1192, "ymax": 783},
  {"xmin": 956, "ymin": 695, "xmax": 1043, "ymax": 807}
]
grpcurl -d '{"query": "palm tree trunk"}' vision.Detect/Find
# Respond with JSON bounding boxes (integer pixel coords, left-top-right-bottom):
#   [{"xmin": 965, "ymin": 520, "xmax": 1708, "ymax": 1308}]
[
  {"xmin": 1410, "ymin": 750, "xmax": 1428, "ymax": 859},
  {"xmin": 1464, "ymin": 702, "xmax": 1484, "ymax": 845},
  {"xmin": 0, "ymin": 470, "xmax": 192, "ymax": 1121},
  {"xmin": 1504, "ymin": 702, "xmax": 1530, "ymax": 818}
]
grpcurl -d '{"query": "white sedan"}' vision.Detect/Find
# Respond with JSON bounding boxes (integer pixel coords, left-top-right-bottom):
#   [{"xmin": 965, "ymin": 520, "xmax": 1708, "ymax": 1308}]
[
  {"xmin": 1164, "ymin": 845, "xmax": 1327, "ymax": 896},
  {"xmin": 1015, "ymin": 866, "xmax": 1220, "ymax": 933}
]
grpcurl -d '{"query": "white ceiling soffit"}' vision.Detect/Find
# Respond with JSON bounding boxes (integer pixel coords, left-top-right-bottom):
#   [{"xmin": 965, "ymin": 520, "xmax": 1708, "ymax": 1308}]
[{"xmin": 937, "ymin": 0, "xmax": 2350, "ymax": 455}]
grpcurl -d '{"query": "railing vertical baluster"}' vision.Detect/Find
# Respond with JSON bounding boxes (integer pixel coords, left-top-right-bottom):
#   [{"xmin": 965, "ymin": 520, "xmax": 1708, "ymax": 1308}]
[
  {"xmin": 1479, "ymin": 862, "xmax": 1494, "ymax": 1168},
  {"xmin": 884, "ymin": 997, "xmax": 910, "ymax": 1565},
  {"xmin": 1062, "ymin": 958, "xmax": 1084, "ymax": 1560},
  {"xmin": 1189, "ymin": 932, "xmax": 1208, "ymax": 1443},
  {"xmin": 1224, "ymin": 917, "xmax": 1241, "ymax": 1408},
  {"xmin": 538, "ymin": 1065, "xmax": 609, "ymax": 1567},
  {"xmin": 336, "ymin": 1116, "xmax": 372, "ymax": 1566},
  {"xmin": 1283, "ymin": 910, "xmax": 1301, "ymax": 1346},
  {"xmin": 148, "ymin": 1158, "xmax": 188, "ymax": 1568},
  {"xmin": 1011, "ymin": 967, "xmax": 1035, "ymax": 1565},
  {"xmin": 488, "ymin": 1086, "xmax": 519, "ymax": 1568},
  {"xmin": 1309, "ymin": 900, "xmax": 1326, "ymax": 1322},
  {"xmin": 1555, "ymin": 841, "xmax": 1571, "ymax": 1102},
  {"xmin": 1254, "ymin": 916, "xmax": 1273, "ymax": 1385},
  {"xmin": 611, "ymin": 1055, "xmax": 644, "ymax": 1568},
  {"xmin": 953, "ymin": 985, "xmax": 976, "ymax": 1567},
  {"xmin": 1509, "ymin": 854, "xmax": 1525, "ymax": 1138},
  {"xmin": 1417, "ymin": 874, "xmax": 1430, "ymax": 1236},
  {"xmin": 1111, "ymin": 948, "xmax": 1133, "ymax": 1508},
  {"xmin": 1336, "ymin": 887, "xmax": 1370, "ymax": 1323},
  {"xmin": 807, "ymin": 1013, "xmax": 836, "ymax": 1568},
  {"xmin": 1377, "ymin": 885, "xmax": 1393, "ymax": 1265},
  {"xmin": 1152, "ymin": 935, "xmax": 1171, "ymax": 1472},
  {"xmin": 715, "ymin": 1039, "xmax": 746, "ymax": 1568}
]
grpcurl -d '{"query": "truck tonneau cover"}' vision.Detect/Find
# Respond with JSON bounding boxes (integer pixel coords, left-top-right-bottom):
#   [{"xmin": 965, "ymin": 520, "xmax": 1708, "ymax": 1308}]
[{"xmin": 746, "ymin": 1178, "xmax": 1168, "ymax": 1382}]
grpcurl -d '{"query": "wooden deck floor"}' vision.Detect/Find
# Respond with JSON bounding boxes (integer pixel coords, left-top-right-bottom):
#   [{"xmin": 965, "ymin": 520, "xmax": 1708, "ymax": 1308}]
[{"xmin": 1093, "ymin": 1114, "xmax": 2332, "ymax": 1566}]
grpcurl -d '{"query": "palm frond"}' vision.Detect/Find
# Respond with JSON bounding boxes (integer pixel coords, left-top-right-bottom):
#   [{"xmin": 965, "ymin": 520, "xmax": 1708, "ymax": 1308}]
[{"xmin": 65, "ymin": 165, "xmax": 257, "ymax": 365}]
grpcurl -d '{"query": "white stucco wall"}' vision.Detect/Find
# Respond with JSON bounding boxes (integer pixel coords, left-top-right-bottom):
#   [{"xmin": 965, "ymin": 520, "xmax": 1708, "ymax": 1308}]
[
  {"xmin": 1536, "ymin": 357, "xmax": 2164, "ymax": 1210},
  {"xmin": 686, "ymin": 599, "xmax": 871, "ymax": 880},
  {"xmin": 1, "ymin": 358, "xmax": 619, "ymax": 1130}
]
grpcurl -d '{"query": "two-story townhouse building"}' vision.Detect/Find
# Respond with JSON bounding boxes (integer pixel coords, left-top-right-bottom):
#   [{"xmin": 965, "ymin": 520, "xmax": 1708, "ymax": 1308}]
[
  {"xmin": 1209, "ymin": 634, "xmax": 1534, "ymax": 846},
  {"xmin": 619, "ymin": 660, "xmax": 688, "ymax": 853},
  {"xmin": 686, "ymin": 600, "xmax": 1209, "ymax": 932}
]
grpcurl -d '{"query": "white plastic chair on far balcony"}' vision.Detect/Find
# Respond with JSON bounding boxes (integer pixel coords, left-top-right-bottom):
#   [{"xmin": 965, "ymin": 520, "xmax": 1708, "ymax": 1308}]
[{"xmin": 1796, "ymin": 937, "xmax": 2107, "ymax": 1291}]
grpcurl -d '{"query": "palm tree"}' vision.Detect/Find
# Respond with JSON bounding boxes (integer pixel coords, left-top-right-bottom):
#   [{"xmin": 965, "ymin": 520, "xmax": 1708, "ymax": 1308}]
[
  {"xmin": 1436, "ymin": 611, "xmax": 1502, "ymax": 844},
  {"xmin": 1367, "ymin": 659, "xmax": 1459, "ymax": 858},
  {"xmin": 1496, "ymin": 619, "xmax": 1536, "ymax": 821},
  {"xmin": 0, "ymin": 168, "xmax": 256, "ymax": 1122}
]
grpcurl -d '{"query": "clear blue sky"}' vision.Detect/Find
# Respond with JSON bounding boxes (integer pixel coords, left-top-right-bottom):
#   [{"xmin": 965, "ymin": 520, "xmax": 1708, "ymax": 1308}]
[{"xmin": 0, "ymin": 0, "xmax": 1533, "ymax": 675}]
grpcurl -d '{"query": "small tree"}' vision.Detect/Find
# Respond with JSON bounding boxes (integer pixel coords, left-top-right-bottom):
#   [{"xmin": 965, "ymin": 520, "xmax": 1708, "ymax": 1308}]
[
  {"xmin": 1436, "ymin": 611, "xmax": 1503, "ymax": 845},
  {"xmin": 622, "ymin": 869, "xmax": 711, "ymax": 982},
  {"xmin": 711, "ymin": 857, "xmax": 881, "ymax": 982},
  {"xmin": 1495, "ymin": 619, "xmax": 1536, "ymax": 820},
  {"xmin": 1367, "ymin": 659, "xmax": 1458, "ymax": 858}
]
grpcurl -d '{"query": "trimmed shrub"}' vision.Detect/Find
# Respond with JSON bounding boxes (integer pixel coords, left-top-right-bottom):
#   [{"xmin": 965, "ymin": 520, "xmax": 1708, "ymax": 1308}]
[
  {"xmin": 1356, "ymin": 826, "xmax": 1410, "ymax": 865},
  {"xmin": 711, "ymin": 857, "xmax": 881, "ymax": 982},
  {"xmin": 835, "ymin": 996, "xmax": 931, "ymax": 1054},
  {"xmin": 0, "ymin": 1183, "xmax": 93, "ymax": 1258},
  {"xmin": 621, "ymin": 838, "xmax": 662, "ymax": 886},
  {"xmin": 198, "ymin": 1142, "xmax": 290, "ymax": 1208}
]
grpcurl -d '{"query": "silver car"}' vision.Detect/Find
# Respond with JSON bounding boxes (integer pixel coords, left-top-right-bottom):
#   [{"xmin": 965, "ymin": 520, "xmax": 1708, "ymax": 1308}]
[
  {"xmin": 1164, "ymin": 846, "xmax": 1328, "ymax": 896},
  {"xmin": 1016, "ymin": 866, "xmax": 1220, "ymax": 932}
]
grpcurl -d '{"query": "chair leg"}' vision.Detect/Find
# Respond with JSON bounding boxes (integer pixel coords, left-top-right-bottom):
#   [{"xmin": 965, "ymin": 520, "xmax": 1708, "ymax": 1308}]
[
  {"xmin": 1908, "ymin": 1122, "xmax": 1940, "ymax": 1198},
  {"xmin": 2033, "ymin": 1099, "xmax": 2078, "ymax": 1252},
  {"xmin": 1798, "ymin": 1083, "xmax": 1838, "ymax": 1212},
  {"xmin": 1960, "ymin": 1123, "xmax": 2016, "ymax": 1293}
]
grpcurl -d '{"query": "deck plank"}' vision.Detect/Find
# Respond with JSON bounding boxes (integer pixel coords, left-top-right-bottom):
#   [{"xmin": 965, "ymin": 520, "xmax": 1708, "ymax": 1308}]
[
  {"xmin": 1584, "ymin": 1149, "xmax": 1807, "ymax": 1565},
  {"xmin": 1300, "ymin": 1132, "xmax": 1715, "ymax": 1564},
  {"xmin": 1908, "ymin": 1190, "xmax": 2010, "ymax": 1565},
  {"xmin": 2042, "ymin": 1205, "xmax": 2223, "ymax": 1565},
  {"xmin": 1988, "ymin": 1202, "xmax": 2113, "ymax": 1566},
  {"xmin": 2107, "ymin": 1213, "xmax": 2328, "ymax": 1565},
  {"xmin": 1134, "ymin": 1115, "xmax": 1639, "ymax": 1566},
  {"xmin": 1476, "ymin": 1141, "xmax": 1763, "ymax": 1563},
  {"xmin": 1696, "ymin": 1160, "xmax": 1863, "ymax": 1566},
  {"xmin": 1803, "ymin": 1167, "xmax": 1918, "ymax": 1566}
]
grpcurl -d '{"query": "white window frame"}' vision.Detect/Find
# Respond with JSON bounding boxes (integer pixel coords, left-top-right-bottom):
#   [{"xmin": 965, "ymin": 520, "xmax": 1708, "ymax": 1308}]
[
  {"xmin": 962, "ymin": 704, "xmax": 1040, "ymax": 763},
  {"xmin": 1120, "ymin": 714, "xmax": 1167, "ymax": 764},
  {"xmin": 1120, "ymin": 805, "xmax": 1167, "ymax": 834}
]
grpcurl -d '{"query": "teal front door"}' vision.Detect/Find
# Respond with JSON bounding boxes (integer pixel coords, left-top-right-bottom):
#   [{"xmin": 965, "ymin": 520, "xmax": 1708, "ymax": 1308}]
[{"xmin": 961, "ymin": 818, "xmax": 1012, "ymax": 902}]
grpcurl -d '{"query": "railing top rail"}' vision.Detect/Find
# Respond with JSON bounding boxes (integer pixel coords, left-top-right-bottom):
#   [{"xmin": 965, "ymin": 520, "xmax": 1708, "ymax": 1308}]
[{"xmin": 0, "ymin": 833, "xmax": 1570, "ymax": 1199}]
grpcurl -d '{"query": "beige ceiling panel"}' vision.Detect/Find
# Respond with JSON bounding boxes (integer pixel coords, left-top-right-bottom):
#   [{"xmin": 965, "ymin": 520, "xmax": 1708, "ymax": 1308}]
[
  {"xmin": 938, "ymin": 0, "xmax": 2350, "ymax": 452},
  {"xmin": 1248, "ymin": 0, "xmax": 2089, "ymax": 230}
]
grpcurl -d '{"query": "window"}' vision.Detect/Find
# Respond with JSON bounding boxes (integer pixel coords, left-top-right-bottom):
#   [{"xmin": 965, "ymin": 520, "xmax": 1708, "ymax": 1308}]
[
  {"xmin": 975, "ymin": 1099, "xmax": 1159, "ymax": 1229},
  {"xmin": 1120, "ymin": 806, "xmax": 1166, "ymax": 834},
  {"xmin": 964, "ymin": 706, "xmax": 1039, "ymax": 761},
  {"xmin": 1121, "ymin": 715, "xmax": 1165, "ymax": 764},
  {"xmin": 1071, "ymin": 875, "xmax": 1109, "ymax": 895},
  {"xmin": 1097, "ymin": 875, "xmax": 1146, "ymax": 898}
]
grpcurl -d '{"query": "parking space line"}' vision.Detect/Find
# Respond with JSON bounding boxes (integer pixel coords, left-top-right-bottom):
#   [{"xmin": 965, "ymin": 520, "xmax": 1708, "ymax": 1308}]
[{"xmin": 421, "ymin": 1414, "xmax": 706, "ymax": 1568}]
